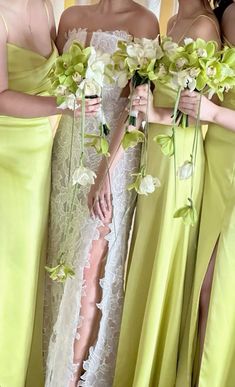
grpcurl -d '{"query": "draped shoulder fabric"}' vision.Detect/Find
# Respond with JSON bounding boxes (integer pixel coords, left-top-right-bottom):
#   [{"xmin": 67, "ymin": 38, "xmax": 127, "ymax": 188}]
[{"xmin": 0, "ymin": 42, "xmax": 57, "ymax": 387}]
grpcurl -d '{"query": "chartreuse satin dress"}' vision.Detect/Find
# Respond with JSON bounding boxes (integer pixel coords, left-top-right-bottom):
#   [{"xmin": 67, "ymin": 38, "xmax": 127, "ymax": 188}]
[
  {"xmin": 0, "ymin": 42, "xmax": 57, "ymax": 387},
  {"xmin": 113, "ymin": 81, "xmax": 205, "ymax": 387},
  {"xmin": 176, "ymin": 41, "xmax": 235, "ymax": 387}
]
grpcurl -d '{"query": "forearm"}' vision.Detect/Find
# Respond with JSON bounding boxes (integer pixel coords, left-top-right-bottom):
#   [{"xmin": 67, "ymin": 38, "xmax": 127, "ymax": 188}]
[
  {"xmin": 0, "ymin": 90, "xmax": 61, "ymax": 118},
  {"xmin": 212, "ymin": 105, "xmax": 235, "ymax": 133}
]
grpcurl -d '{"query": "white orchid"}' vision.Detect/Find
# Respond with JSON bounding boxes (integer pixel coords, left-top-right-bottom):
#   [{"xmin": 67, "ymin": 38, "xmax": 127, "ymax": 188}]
[
  {"xmin": 72, "ymin": 166, "xmax": 97, "ymax": 186},
  {"xmin": 172, "ymin": 70, "xmax": 196, "ymax": 91},
  {"xmin": 55, "ymin": 84, "xmax": 68, "ymax": 96},
  {"xmin": 184, "ymin": 38, "xmax": 194, "ymax": 46},
  {"xmin": 78, "ymin": 79, "xmax": 102, "ymax": 97},
  {"xmin": 58, "ymin": 94, "xmax": 79, "ymax": 110},
  {"xmin": 86, "ymin": 48, "xmax": 111, "ymax": 87},
  {"xmin": 178, "ymin": 161, "xmax": 194, "ymax": 180}
]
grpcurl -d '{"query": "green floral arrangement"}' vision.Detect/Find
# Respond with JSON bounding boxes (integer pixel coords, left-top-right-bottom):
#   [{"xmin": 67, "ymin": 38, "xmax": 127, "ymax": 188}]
[
  {"xmin": 46, "ymin": 42, "xmax": 113, "ymax": 282},
  {"xmin": 155, "ymin": 38, "xmax": 235, "ymax": 226}
]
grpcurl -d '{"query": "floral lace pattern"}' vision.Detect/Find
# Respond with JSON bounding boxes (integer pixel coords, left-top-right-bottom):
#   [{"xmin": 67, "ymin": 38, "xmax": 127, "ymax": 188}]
[{"xmin": 45, "ymin": 29, "xmax": 140, "ymax": 387}]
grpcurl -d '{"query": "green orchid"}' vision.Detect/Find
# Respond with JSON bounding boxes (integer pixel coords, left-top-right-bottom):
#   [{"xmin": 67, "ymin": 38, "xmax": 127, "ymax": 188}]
[
  {"xmin": 45, "ymin": 258, "xmax": 75, "ymax": 283},
  {"xmin": 85, "ymin": 134, "xmax": 110, "ymax": 157},
  {"xmin": 154, "ymin": 134, "xmax": 174, "ymax": 157},
  {"xmin": 122, "ymin": 129, "xmax": 146, "ymax": 150},
  {"xmin": 173, "ymin": 199, "xmax": 198, "ymax": 226}
]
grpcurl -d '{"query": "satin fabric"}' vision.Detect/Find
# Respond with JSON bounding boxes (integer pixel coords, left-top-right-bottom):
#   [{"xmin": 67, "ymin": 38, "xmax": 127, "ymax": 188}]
[
  {"xmin": 113, "ymin": 82, "xmax": 205, "ymax": 387},
  {"xmin": 176, "ymin": 46, "xmax": 235, "ymax": 387},
  {"xmin": 0, "ymin": 43, "xmax": 57, "ymax": 387}
]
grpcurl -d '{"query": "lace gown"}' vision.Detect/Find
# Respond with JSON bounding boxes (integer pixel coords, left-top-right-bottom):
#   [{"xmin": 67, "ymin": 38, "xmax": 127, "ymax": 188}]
[{"xmin": 45, "ymin": 29, "xmax": 140, "ymax": 387}]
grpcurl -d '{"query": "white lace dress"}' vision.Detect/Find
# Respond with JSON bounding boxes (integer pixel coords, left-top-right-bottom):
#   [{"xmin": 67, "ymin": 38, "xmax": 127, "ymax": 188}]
[{"xmin": 45, "ymin": 29, "xmax": 141, "ymax": 387}]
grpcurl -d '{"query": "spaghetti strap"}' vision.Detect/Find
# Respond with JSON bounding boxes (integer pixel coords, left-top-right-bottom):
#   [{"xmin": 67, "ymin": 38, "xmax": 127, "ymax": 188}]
[
  {"xmin": 0, "ymin": 13, "xmax": 8, "ymax": 38},
  {"xmin": 177, "ymin": 14, "xmax": 221, "ymax": 44}
]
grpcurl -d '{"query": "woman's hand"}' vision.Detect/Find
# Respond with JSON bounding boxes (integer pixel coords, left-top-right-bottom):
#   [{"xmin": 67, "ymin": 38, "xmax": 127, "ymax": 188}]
[
  {"xmin": 88, "ymin": 170, "xmax": 112, "ymax": 223},
  {"xmin": 75, "ymin": 97, "xmax": 101, "ymax": 117},
  {"xmin": 131, "ymin": 84, "xmax": 156, "ymax": 122},
  {"xmin": 179, "ymin": 90, "xmax": 218, "ymax": 123}
]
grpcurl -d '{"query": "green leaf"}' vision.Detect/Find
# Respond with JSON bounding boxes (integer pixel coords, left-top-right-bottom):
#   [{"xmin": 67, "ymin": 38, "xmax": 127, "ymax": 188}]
[
  {"xmin": 122, "ymin": 130, "xmax": 145, "ymax": 150},
  {"xmin": 154, "ymin": 134, "xmax": 174, "ymax": 157}
]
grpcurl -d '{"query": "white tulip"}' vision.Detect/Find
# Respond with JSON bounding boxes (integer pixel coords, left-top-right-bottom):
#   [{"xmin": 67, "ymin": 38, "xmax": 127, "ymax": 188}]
[
  {"xmin": 178, "ymin": 161, "xmax": 193, "ymax": 180},
  {"xmin": 72, "ymin": 166, "xmax": 97, "ymax": 186},
  {"xmin": 138, "ymin": 175, "xmax": 161, "ymax": 195}
]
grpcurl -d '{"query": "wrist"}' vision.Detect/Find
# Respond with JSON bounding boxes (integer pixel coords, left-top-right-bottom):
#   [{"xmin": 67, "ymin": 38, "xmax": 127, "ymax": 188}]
[{"xmin": 211, "ymin": 103, "xmax": 221, "ymax": 124}]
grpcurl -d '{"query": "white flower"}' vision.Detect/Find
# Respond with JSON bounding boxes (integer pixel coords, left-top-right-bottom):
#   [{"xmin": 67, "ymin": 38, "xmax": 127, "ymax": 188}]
[
  {"xmin": 79, "ymin": 79, "xmax": 102, "ymax": 97},
  {"xmin": 206, "ymin": 66, "xmax": 217, "ymax": 78},
  {"xmin": 72, "ymin": 72, "xmax": 82, "ymax": 84},
  {"xmin": 58, "ymin": 94, "xmax": 79, "ymax": 110},
  {"xmin": 86, "ymin": 48, "xmax": 111, "ymax": 87},
  {"xmin": 184, "ymin": 38, "xmax": 194, "ymax": 46},
  {"xmin": 163, "ymin": 40, "xmax": 178, "ymax": 57},
  {"xmin": 126, "ymin": 43, "xmax": 145, "ymax": 59},
  {"xmin": 176, "ymin": 57, "xmax": 189, "ymax": 70},
  {"xmin": 55, "ymin": 85, "xmax": 68, "ymax": 96},
  {"xmin": 172, "ymin": 70, "xmax": 196, "ymax": 91},
  {"xmin": 138, "ymin": 175, "xmax": 161, "ymax": 195},
  {"xmin": 197, "ymin": 48, "xmax": 207, "ymax": 58},
  {"xmin": 178, "ymin": 161, "xmax": 193, "ymax": 180},
  {"xmin": 72, "ymin": 166, "xmax": 97, "ymax": 186}
]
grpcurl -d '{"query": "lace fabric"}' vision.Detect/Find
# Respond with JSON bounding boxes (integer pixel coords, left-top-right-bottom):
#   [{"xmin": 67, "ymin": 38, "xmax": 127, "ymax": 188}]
[{"xmin": 45, "ymin": 29, "xmax": 140, "ymax": 387}]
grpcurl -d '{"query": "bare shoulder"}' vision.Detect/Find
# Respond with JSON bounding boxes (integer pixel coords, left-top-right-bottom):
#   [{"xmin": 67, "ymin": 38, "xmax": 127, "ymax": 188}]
[
  {"xmin": 167, "ymin": 14, "xmax": 177, "ymax": 35},
  {"xmin": 189, "ymin": 13, "xmax": 221, "ymax": 45},
  {"xmin": 222, "ymin": 3, "xmax": 235, "ymax": 46},
  {"xmin": 59, "ymin": 5, "xmax": 93, "ymax": 29},
  {"xmin": 0, "ymin": 11, "xmax": 8, "ymax": 43},
  {"xmin": 129, "ymin": 3, "xmax": 159, "ymax": 39}
]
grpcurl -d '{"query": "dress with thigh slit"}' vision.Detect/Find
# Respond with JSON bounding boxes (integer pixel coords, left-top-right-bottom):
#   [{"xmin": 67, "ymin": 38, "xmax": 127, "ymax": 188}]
[{"xmin": 176, "ymin": 40, "xmax": 235, "ymax": 387}]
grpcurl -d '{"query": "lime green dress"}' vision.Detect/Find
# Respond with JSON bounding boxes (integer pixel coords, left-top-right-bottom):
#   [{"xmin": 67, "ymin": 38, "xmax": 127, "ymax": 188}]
[
  {"xmin": 176, "ymin": 43, "xmax": 235, "ymax": 387},
  {"xmin": 113, "ymin": 82, "xmax": 205, "ymax": 387},
  {"xmin": 0, "ymin": 43, "xmax": 57, "ymax": 387}
]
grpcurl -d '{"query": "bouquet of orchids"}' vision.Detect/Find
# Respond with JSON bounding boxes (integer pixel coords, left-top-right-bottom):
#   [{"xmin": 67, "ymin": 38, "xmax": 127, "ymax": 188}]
[
  {"xmin": 110, "ymin": 36, "xmax": 179, "ymax": 197},
  {"xmin": 155, "ymin": 38, "xmax": 235, "ymax": 226},
  {"xmin": 46, "ymin": 41, "xmax": 113, "ymax": 282}
]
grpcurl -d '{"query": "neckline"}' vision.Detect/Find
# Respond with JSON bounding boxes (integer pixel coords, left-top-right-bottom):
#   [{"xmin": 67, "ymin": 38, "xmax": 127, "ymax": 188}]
[
  {"xmin": 66, "ymin": 27, "xmax": 132, "ymax": 40},
  {"xmin": 7, "ymin": 40, "xmax": 56, "ymax": 60}
]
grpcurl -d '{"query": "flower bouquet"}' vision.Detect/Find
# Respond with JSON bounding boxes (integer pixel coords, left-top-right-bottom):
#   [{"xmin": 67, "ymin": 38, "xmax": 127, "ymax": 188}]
[
  {"xmin": 155, "ymin": 38, "xmax": 235, "ymax": 225},
  {"xmin": 46, "ymin": 41, "xmax": 113, "ymax": 282}
]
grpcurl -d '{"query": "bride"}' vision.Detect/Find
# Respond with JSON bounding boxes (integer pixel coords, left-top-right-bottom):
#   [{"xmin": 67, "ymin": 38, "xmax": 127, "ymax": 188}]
[{"xmin": 45, "ymin": 1, "xmax": 159, "ymax": 387}]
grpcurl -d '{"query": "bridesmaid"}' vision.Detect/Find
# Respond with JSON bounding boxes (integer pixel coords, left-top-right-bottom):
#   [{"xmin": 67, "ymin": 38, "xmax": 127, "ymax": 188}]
[
  {"xmin": 0, "ymin": 1, "xmax": 98, "ymax": 386},
  {"xmin": 45, "ymin": 2, "xmax": 159, "ymax": 387},
  {"xmin": 113, "ymin": 1, "xmax": 221, "ymax": 387},
  {"xmin": 176, "ymin": 1, "xmax": 235, "ymax": 386}
]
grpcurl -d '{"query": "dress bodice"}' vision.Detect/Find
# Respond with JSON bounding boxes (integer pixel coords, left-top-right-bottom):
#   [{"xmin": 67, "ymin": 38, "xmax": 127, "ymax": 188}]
[{"xmin": 7, "ymin": 42, "xmax": 57, "ymax": 95}]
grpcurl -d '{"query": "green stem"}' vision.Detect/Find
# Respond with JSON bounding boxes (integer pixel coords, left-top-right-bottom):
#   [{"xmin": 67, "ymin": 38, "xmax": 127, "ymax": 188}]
[
  {"xmin": 190, "ymin": 93, "xmax": 202, "ymax": 200},
  {"xmin": 172, "ymin": 87, "xmax": 182, "ymax": 203}
]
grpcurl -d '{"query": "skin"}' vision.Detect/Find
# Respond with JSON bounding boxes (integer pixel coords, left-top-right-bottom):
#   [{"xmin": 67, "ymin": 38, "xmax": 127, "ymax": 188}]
[
  {"xmin": 179, "ymin": 2, "xmax": 235, "ymax": 379},
  {"xmin": 0, "ymin": 0, "xmax": 99, "ymax": 119},
  {"xmin": 56, "ymin": 2, "xmax": 159, "ymax": 386}
]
